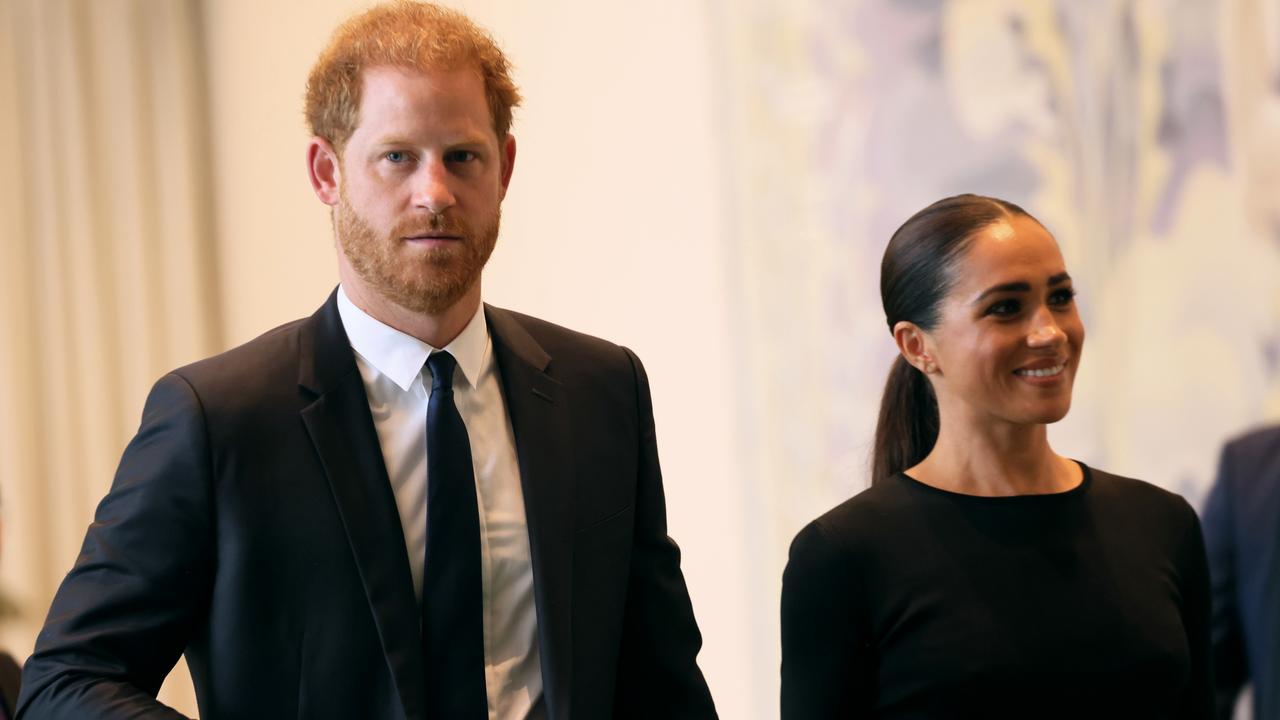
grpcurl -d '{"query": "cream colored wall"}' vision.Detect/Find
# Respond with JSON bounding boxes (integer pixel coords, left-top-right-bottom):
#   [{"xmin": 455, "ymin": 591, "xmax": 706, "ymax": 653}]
[{"xmin": 201, "ymin": 0, "xmax": 755, "ymax": 717}]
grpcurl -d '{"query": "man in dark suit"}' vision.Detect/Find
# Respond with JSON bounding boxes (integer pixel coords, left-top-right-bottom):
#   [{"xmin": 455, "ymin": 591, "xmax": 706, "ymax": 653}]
[
  {"xmin": 0, "ymin": 501, "xmax": 17, "ymax": 720},
  {"xmin": 17, "ymin": 3, "xmax": 716, "ymax": 719},
  {"xmin": 0, "ymin": 651, "xmax": 16, "ymax": 720},
  {"xmin": 1202, "ymin": 424, "xmax": 1280, "ymax": 720}
]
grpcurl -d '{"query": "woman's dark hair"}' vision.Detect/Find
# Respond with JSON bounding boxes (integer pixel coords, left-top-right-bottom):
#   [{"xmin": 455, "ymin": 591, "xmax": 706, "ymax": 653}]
[{"xmin": 871, "ymin": 193, "xmax": 1033, "ymax": 484}]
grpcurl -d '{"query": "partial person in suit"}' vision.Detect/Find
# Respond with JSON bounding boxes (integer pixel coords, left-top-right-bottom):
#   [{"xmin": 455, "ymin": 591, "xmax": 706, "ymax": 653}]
[
  {"xmin": 780, "ymin": 194, "xmax": 1213, "ymax": 717},
  {"xmin": 17, "ymin": 4, "xmax": 716, "ymax": 719},
  {"xmin": 0, "ymin": 650, "xmax": 15, "ymax": 720},
  {"xmin": 1203, "ymin": 424, "xmax": 1280, "ymax": 720},
  {"xmin": 0, "ymin": 490, "xmax": 20, "ymax": 720}
]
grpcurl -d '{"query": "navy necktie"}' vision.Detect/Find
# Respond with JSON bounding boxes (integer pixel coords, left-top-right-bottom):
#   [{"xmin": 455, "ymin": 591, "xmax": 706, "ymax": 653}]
[{"xmin": 422, "ymin": 351, "xmax": 487, "ymax": 718}]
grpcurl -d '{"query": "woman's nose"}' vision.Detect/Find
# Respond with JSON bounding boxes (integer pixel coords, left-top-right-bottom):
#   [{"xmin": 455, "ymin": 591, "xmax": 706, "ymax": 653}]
[{"xmin": 1027, "ymin": 312, "xmax": 1066, "ymax": 347}]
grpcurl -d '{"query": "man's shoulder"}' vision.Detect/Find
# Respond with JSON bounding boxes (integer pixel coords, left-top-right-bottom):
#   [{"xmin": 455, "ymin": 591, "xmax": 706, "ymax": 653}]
[
  {"xmin": 148, "ymin": 299, "xmax": 342, "ymax": 429},
  {"xmin": 1223, "ymin": 424, "xmax": 1280, "ymax": 467},
  {"xmin": 172, "ymin": 315, "xmax": 310, "ymax": 389},
  {"xmin": 1215, "ymin": 424, "xmax": 1280, "ymax": 509},
  {"xmin": 485, "ymin": 304, "xmax": 637, "ymax": 370},
  {"xmin": 486, "ymin": 305, "xmax": 622, "ymax": 351}
]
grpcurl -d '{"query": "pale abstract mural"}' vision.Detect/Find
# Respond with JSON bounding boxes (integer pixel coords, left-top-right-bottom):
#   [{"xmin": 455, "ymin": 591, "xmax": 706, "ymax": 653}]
[{"xmin": 716, "ymin": 1, "xmax": 1280, "ymax": 710}]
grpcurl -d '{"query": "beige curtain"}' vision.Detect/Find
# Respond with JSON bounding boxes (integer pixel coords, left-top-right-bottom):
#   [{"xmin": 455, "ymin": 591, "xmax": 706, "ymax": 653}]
[{"xmin": 0, "ymin": 0, "xmax": 218, "ymax": 713}]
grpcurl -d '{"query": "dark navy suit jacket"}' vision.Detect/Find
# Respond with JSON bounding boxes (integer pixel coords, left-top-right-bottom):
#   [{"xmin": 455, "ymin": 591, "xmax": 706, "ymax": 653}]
[
  {"xmin": 17, "ymin": 291, "xmax": 716, "ymax": 720},
  {"xmin": 1203, "ymin": 425, "xmax": 1280, "ymax": 720}
]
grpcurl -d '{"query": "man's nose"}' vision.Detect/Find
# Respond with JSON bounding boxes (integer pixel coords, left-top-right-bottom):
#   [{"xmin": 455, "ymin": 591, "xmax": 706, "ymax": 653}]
[{"xmin": 411, "ymin": 160, "xmax": 456, "ymax": 214}]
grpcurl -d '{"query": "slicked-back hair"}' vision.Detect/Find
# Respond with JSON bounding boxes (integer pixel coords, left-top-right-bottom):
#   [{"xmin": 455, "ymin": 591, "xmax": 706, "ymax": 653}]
[{"xmin": 872, "ymin": 194, "xmax": 1034, "ymax": 484}]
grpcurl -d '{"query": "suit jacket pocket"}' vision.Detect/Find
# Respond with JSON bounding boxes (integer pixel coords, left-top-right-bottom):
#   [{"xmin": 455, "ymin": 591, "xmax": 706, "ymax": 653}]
[
  {"xmin": 574, "ymin": 502, "xmax": 634, "ymax": 589},
  {"xmin": 576, "ymin": 502, "xmax": 634, "ymax": 536},
  {"xmin": 573, "ymin": 503, "xmax": 634, "ymax": 649}
]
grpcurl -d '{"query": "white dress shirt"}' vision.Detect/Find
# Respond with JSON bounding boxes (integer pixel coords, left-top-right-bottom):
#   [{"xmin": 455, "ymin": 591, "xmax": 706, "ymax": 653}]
[{"xmin": 337, "ymin": 287, "xmax": 542, "ymax": 720}]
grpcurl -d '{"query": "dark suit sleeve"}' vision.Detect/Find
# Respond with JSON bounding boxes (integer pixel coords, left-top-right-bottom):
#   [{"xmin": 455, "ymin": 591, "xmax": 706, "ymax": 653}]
[
  {"xmin": 17, "ymin": 373, "xmax": 215, "ymax": 720},
  {"xmin": 610, "ymin": 348, "xmax": 717, "ymax": 719},
  {"xmin": 0, "ymin": 652, "xmax": 22, "ymax": 717},
  {"xmin": 1201, "ymin": 445, "xmax": 1247, "ymax": 719},
  {"xmin": 781, "ymin": 520, "xmax": 872, "ymax": 719},
  {"xmin": 1175, "ymin": 498, "xmax": 1215, "ymax": 720}
]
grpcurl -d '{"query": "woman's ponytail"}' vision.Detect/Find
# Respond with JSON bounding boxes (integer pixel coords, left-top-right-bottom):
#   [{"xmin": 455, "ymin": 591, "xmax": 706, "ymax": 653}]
[
  {"xmin": 871, "ymin": 356, "xmax": 939, "ymax": 484},
  {"xmin": 871, "ymin": 193, "xmax": 1032, "ymax": 483}
]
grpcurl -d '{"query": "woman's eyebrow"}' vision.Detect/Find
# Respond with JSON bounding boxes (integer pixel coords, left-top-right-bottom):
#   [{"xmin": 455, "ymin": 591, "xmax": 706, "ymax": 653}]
[{"xmin": 971, "ymin": 272, "xmax": 1072, "ymax": 304}]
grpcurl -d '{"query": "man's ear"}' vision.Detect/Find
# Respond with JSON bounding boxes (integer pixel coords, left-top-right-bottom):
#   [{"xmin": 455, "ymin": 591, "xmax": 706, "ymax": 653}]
[
  {"xmin": 307, "ymin": 136, "xmax": 342, "ymax": 206},
  {"xmin": 498, "ymin": 133, "xmax": 516, "ymax": 199},
  {"xmin": 892, "ymin": 321, "xmax": 937, "ymax": 374}
]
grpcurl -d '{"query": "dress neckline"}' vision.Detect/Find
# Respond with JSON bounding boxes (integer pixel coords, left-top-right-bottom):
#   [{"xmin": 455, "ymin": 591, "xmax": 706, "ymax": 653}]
[{"xmin": 896, "ymin": 460, "xmax": 1092, "ymax": 501}]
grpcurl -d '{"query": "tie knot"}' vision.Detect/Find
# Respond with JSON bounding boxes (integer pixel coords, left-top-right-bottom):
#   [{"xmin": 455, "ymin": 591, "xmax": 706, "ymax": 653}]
[{"xmin": 426, "ymin": 351, "xmax": 458, "ymax": 393}]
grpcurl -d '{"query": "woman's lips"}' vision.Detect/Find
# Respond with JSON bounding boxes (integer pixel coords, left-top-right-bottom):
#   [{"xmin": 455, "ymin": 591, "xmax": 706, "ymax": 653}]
[
  {"xmin": 1013, "ymin": 360, "xmax": 1068, "ymax": 384},
  {"xmin": 1014, "ymin": 363, "xmax": 1064, "ymax": 377}
]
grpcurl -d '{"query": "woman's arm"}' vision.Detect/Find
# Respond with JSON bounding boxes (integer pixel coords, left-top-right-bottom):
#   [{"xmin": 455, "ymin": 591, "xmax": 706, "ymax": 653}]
[{"xmin": 781, "ymin": 520, "xmax": 873, "ymax": 719}]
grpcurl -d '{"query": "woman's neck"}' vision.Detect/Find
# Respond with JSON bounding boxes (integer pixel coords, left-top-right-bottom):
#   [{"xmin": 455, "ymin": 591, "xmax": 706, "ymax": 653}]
[{"xmin": 906, "ymin": 418, "xmax": 1080, "ymax": 496}]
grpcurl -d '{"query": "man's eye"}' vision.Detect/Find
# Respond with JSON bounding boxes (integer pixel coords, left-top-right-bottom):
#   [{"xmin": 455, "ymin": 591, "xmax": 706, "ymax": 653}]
[
  {"xmin": 986, "ymin": 299, "xmax": 1020, "ymax": 317},
  {"xmin": 386, "ymin": 151, "xmax": 407, "ymax": 163},
  {"xmin": 445, "ymin": 150, "xmax": 477, "ymax": 164}
]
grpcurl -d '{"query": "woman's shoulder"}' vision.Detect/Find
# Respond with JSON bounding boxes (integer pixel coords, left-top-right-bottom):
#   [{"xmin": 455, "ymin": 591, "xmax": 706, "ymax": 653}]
[
  {"xmin": 1083, "ymin": 464, "xmax": 1198, "ymax": 525},
  {"xmin": 1086, "ymin": 465, "xmax": 1189, "ymax": 503},
  {"xmin": 784, "ymin": 483, "xmax": 908, "ymax": 600},
  {"xmin": 789, "ymin": 478, "xmax": 917, "ymax": 559},
  {"xmin": 1081, "ymin": 465, "xmax": 1206, "ymax": 578}
]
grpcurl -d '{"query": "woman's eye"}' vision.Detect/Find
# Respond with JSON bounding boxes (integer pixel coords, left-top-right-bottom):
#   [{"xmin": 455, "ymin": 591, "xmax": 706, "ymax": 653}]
[
  {"xmin": 1049, "ymin": 287, "xmax": 1077, "ymax": 306},
  {"xmin": 986, "ymin": 299, "xmax": 1020, "ymax": 317}
]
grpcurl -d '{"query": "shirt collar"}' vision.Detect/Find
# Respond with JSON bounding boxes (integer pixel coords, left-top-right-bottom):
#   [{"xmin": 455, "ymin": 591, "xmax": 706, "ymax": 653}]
[{"xmin": 337, "ymin": 285, "xmax": 489, "ymax": 392}]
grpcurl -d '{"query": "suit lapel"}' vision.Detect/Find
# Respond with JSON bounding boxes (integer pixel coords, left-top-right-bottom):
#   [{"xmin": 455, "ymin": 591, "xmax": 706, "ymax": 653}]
[
  {"xmin": 298, "ymin": 291, "xmax": 426, "ymax": 720},
  {"xmin": 486, "ymin": 305, "xmax": 575, "ymax": 720}
]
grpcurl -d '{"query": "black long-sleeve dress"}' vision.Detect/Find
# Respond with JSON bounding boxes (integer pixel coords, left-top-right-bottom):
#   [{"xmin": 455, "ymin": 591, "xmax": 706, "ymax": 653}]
[{"xmin": 781, "ymin": 463, "xmax": 1212, "ymax": 718}]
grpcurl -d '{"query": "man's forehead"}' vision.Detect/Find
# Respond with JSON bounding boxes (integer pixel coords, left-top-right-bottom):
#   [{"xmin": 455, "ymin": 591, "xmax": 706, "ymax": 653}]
[
  {"xmin": 356, "ymin": 65, "xmax": 488, "ymax": 117},
  {"xmin": 359, "ymin": 62, "xmax": 482, "ymax": 89},
  {"xmin": 344, "ymin": 66, "xmax": 496, "ymax": 149},
  {"xmin": 356, "ymin": 64, "xmax": 486, "ymax": 108}
]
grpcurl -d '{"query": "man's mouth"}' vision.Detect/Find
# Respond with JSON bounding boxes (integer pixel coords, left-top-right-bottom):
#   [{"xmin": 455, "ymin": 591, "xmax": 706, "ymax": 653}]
[{"xmin": 404, "ymin": 233, "xmax": 463, "ymax": 242}]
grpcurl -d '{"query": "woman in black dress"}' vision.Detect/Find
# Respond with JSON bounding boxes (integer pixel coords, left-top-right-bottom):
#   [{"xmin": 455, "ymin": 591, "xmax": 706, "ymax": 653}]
[{"xmin": 781, "ymin": 194, "xmax": 1212, "ymax": 718}]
